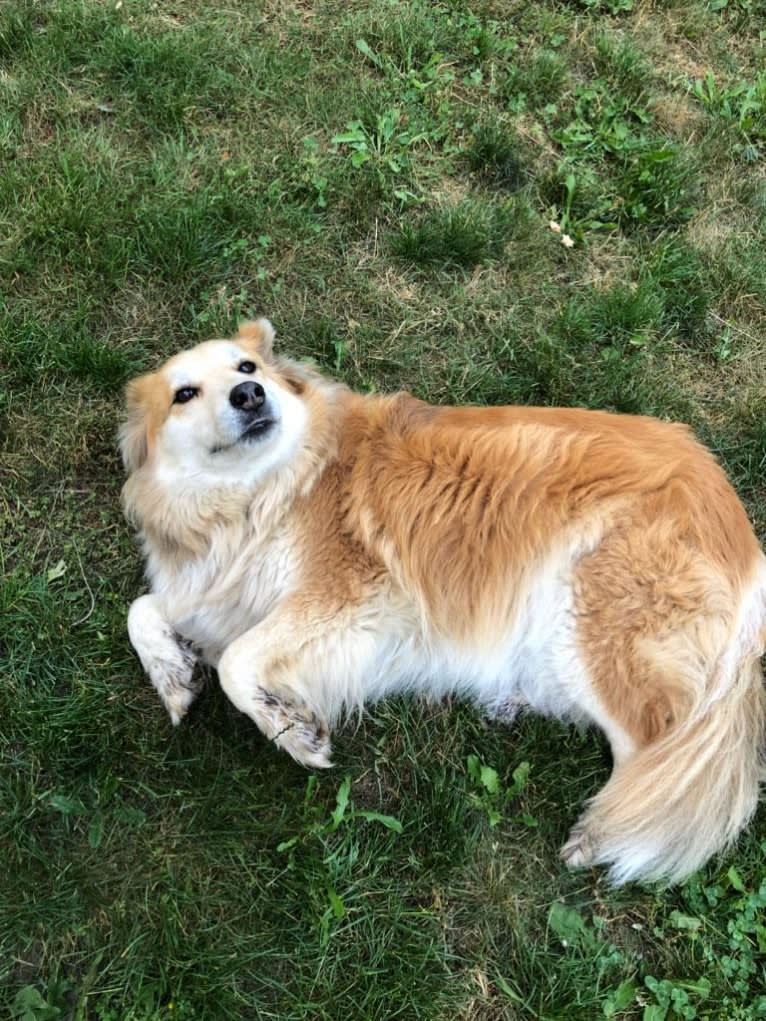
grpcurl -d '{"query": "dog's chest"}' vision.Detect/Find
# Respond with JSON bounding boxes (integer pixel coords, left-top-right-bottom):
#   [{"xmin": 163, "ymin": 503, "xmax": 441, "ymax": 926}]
[{"xmin": 150, "ymin": 527, "xmax": 298, "ymax": 666}]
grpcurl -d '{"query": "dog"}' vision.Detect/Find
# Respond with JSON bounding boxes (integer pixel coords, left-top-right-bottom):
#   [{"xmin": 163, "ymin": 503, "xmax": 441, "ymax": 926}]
[{"xmin": 121, "ymin": 318, "xmax": 766, "ymax": 884}]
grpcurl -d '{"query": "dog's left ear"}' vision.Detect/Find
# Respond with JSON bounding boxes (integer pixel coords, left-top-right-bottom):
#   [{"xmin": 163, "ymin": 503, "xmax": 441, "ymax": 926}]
[
  {"xmin": 238, "ymin": 318, "xmax": 275, "ymax": 360},
  {"xmin": 120, "ymin": 373, "xmax": 158, "ymax": 474}
]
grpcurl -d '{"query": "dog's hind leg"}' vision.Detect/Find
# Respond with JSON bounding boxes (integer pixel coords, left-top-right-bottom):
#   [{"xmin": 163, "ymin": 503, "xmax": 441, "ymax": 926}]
[
  {"xmin": 559, "ymin": 524, "xmax": 764, "ymax": 884},
  {"xmin": 127, "ymin": 594, "xmax": 202, "ymax": 725}
]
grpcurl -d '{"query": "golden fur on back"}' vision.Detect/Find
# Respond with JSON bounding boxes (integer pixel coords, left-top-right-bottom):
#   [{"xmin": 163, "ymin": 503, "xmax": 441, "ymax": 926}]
[{"xmin": 122, "ymin": 320, "xmax": 766, "ymax": 884}]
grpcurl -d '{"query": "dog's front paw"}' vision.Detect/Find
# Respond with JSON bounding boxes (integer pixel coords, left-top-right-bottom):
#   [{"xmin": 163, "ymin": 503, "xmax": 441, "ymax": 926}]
[
  {"xmin": 128, "ymin": 596, "xmax": 203, "ymax": 725},
  {"xmin": 560, "ymin": 820, "xmax": 598, "ymax": 869},
  {"xmin": 253, "ymin": 688, "xmax": 333, "ymax": 769},
  {"xmin": 145, "ymin": 641, "xmax": 202, "ymax": 725}
]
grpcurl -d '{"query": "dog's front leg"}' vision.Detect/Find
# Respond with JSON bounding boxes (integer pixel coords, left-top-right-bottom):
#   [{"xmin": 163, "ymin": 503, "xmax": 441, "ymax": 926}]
[
  {"xmin": 217, "ymin": 611, "xmax": 344, "ymax": 770},
  {"xmin": 127, "ymin": 594, "xmax": 202, "ymax": 725}
]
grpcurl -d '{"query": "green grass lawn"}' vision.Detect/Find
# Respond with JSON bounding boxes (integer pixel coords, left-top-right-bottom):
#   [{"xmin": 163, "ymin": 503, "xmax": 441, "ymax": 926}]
[{"xmin": 2, "ymin": 0, "xmax": 765, "ymax": 1017}]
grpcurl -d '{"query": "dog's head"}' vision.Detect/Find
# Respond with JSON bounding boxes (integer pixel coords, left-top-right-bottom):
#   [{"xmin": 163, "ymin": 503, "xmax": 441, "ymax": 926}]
[{"xmin": 120, "ymin": 320, "xmax": 315, "ymax": 486}]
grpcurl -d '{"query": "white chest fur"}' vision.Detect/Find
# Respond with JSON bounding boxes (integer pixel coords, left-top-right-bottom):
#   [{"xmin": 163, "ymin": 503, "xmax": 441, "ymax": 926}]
[{"xmin": 146, "ymin": 522, "xmax": 298, "ymax": 667}]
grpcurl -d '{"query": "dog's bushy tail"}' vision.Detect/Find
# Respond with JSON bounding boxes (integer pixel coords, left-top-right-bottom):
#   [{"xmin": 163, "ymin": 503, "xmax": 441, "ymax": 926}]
[{"xmin": 584, "ymin": 653, "xmax": 765, "ymax": 885}]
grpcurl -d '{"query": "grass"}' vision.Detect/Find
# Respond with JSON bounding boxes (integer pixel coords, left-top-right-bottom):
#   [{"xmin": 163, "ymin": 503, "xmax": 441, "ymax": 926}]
[
  {"xmin": 392, "ymin": 200, "xmax": 519, "ymax": 267},
  {"xmin": 1, "ymin": 0, "xmax": 765, "ymax": 1018},
  {"xmin": 467, "ymin": 122, "xmax": 527, "ymax": 190}
]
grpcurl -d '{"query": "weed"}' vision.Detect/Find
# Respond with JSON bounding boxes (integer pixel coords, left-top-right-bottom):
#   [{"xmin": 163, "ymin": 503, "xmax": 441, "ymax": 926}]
[
  {"xmin": 466, "ymin": 755, "xmax": 536, "ymax": 828},
  {"xmin": 542, "ymin": 167, "xmax": 617, "ymax": 237},
  {"xmin": 655, "ymin": 864, "xmax": 766, "ymax": 1018},
  {"xmin": 574, "ymin": 0, "xmax": 634, "ymax": 12},
  {"xmin": 345, "ymin": 4, "xmax": 445, "ymax": 76},
  {"xmin": 332, "ymin": 108, "xmax": 424, "ymax": 201},
  {"xmin": 11, "ymin": 980, "xmax": 72, "ymax": 1021},
  {"xmin": 296, "ymin": 136, "xmax": 330, "ymax": 209},
  {"xmin": 277, "ymin": 775, "xmax": 403, "ymax": 947},
  {"xmin": 642, "ymin": 975, "xmax": 712, "ymax": 1020},
  {"xmin": 709, "ymin": 0, "xmax": 755, "ymax": 9},
  {"xmin": 693, "ymin": 71, "xmax": 766, "ymax": 158},
  {"xmin": 554, "ymin": 79, "xmax": 653, "ymax": 158}
]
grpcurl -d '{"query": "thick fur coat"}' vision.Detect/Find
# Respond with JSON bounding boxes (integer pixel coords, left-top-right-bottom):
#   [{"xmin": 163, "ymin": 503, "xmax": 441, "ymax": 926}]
[{"xmin": 121, "ymin": 319, "xmax": 766, "ymax": 884}]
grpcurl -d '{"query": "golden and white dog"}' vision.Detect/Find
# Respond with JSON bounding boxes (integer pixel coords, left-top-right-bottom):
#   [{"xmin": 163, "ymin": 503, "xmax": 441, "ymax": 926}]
[{"xmin": 121, "ymin": 319, "xmax": 766, "ymax": 884}]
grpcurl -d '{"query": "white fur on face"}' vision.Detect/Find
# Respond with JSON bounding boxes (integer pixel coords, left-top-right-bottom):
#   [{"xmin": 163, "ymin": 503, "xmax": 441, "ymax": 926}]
[{"xmin": 153, "ymin": 341, "xmax": 308, "ymax": 488}]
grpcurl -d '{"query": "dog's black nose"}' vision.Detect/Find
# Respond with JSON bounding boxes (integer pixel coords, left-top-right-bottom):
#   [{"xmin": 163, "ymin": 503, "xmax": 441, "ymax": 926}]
[{"xmin": 230, "ymin": 380, "xmax": 266, "ymax": 412}]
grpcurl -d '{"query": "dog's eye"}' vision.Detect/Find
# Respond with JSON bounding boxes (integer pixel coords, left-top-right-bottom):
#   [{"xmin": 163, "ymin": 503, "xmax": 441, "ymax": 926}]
[
  {"xmin": 173, "ymin": 387, "xmax": 199, "ymax": 405},
  {"xmin": 237, "ymin": 360, "xmax": 256, "ymax": 374}
]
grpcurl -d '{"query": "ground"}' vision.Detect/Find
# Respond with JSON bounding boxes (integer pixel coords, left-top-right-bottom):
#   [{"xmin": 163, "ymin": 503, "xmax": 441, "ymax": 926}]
[{"xmin": 1, "ymin": 1, "xmax": 765, "ymax": 1018}]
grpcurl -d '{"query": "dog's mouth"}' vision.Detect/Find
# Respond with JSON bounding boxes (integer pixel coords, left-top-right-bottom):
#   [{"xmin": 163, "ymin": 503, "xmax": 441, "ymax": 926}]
[
  {"xmin": 241, "ymin": 417, "xmax": 276, "ymax": 441},
  {"xmin": 211, "ymin": 417, "xmax": 277, "ymax": 455}
]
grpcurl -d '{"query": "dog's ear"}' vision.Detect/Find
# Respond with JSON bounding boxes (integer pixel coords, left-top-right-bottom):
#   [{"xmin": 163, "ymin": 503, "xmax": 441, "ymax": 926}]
[
  {"xmin": 273, "ymin": 357, "xmax": 317, "ymax": 396},
  {"xmin": 238, "ymin": 318, "xmax": 275, "ymax": 360},
  {"xmin": 120, "ymin": 373, "xmax": 159, "ymax": 473}
]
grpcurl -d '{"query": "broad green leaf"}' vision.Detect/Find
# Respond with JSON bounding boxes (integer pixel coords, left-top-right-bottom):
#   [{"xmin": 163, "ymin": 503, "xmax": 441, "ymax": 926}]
[
  {"xmin": 49, "ymin": 794, "xmax": 87, "ymax": 816},
  {"xmin": 727, "ymin": 865, "xmax": 746, "ymax": 892},
  {"xmin": 548, "ymin": 902, "xmax": 587, "ymax": 946},
  {"xmin": 511, "ymin": 761, "xmax": 531, "ymax": 792},
  {"xmin": 680, "ymin": 977, "xmax": 711, "ymax": 997},
  {"xmin": 603, "ymin": 980, "xmax": 637, "ymax": 1016},
  {"xmin": 115, "ymin": 805, "xmax": 146, "ymax": 828},
  {"xmin": 353, "ymin": 811, "xmax": 403, "ymax": 833},
  {"xmin": 496, "ymin": 974, "xmax": 525, "ymax": 1003},
  {"xmin": 46, "ymin": 559, "xmax": 66, "ymax": 583},
  {"xmin": 327, "ymin": 885, "xmax": 345, "ymax": 919},
  {"xmin": 643, "ymin": 1007, "xmax": 667, "ymax": 1021},
  {"xmin": 355, "ymin": 38, "xmax": 384, "ymax": 69},
  {"xmin": 668, "ymin": 910, "xmax": 702, "ymax": 931},
  {"xmin": 276, "ymin": 836, "xmax": 300, "ymax": 853},
  {"xmin": 480, "ymin": 765, "xmax": 499, "ymax": 794},
  {"xmin": 330, "ymin": 776, "xmax": 351, "ymax": 831},
  {"xmin": 88, "ymin": 812, "xmax": 104, "ymax": 849}
]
